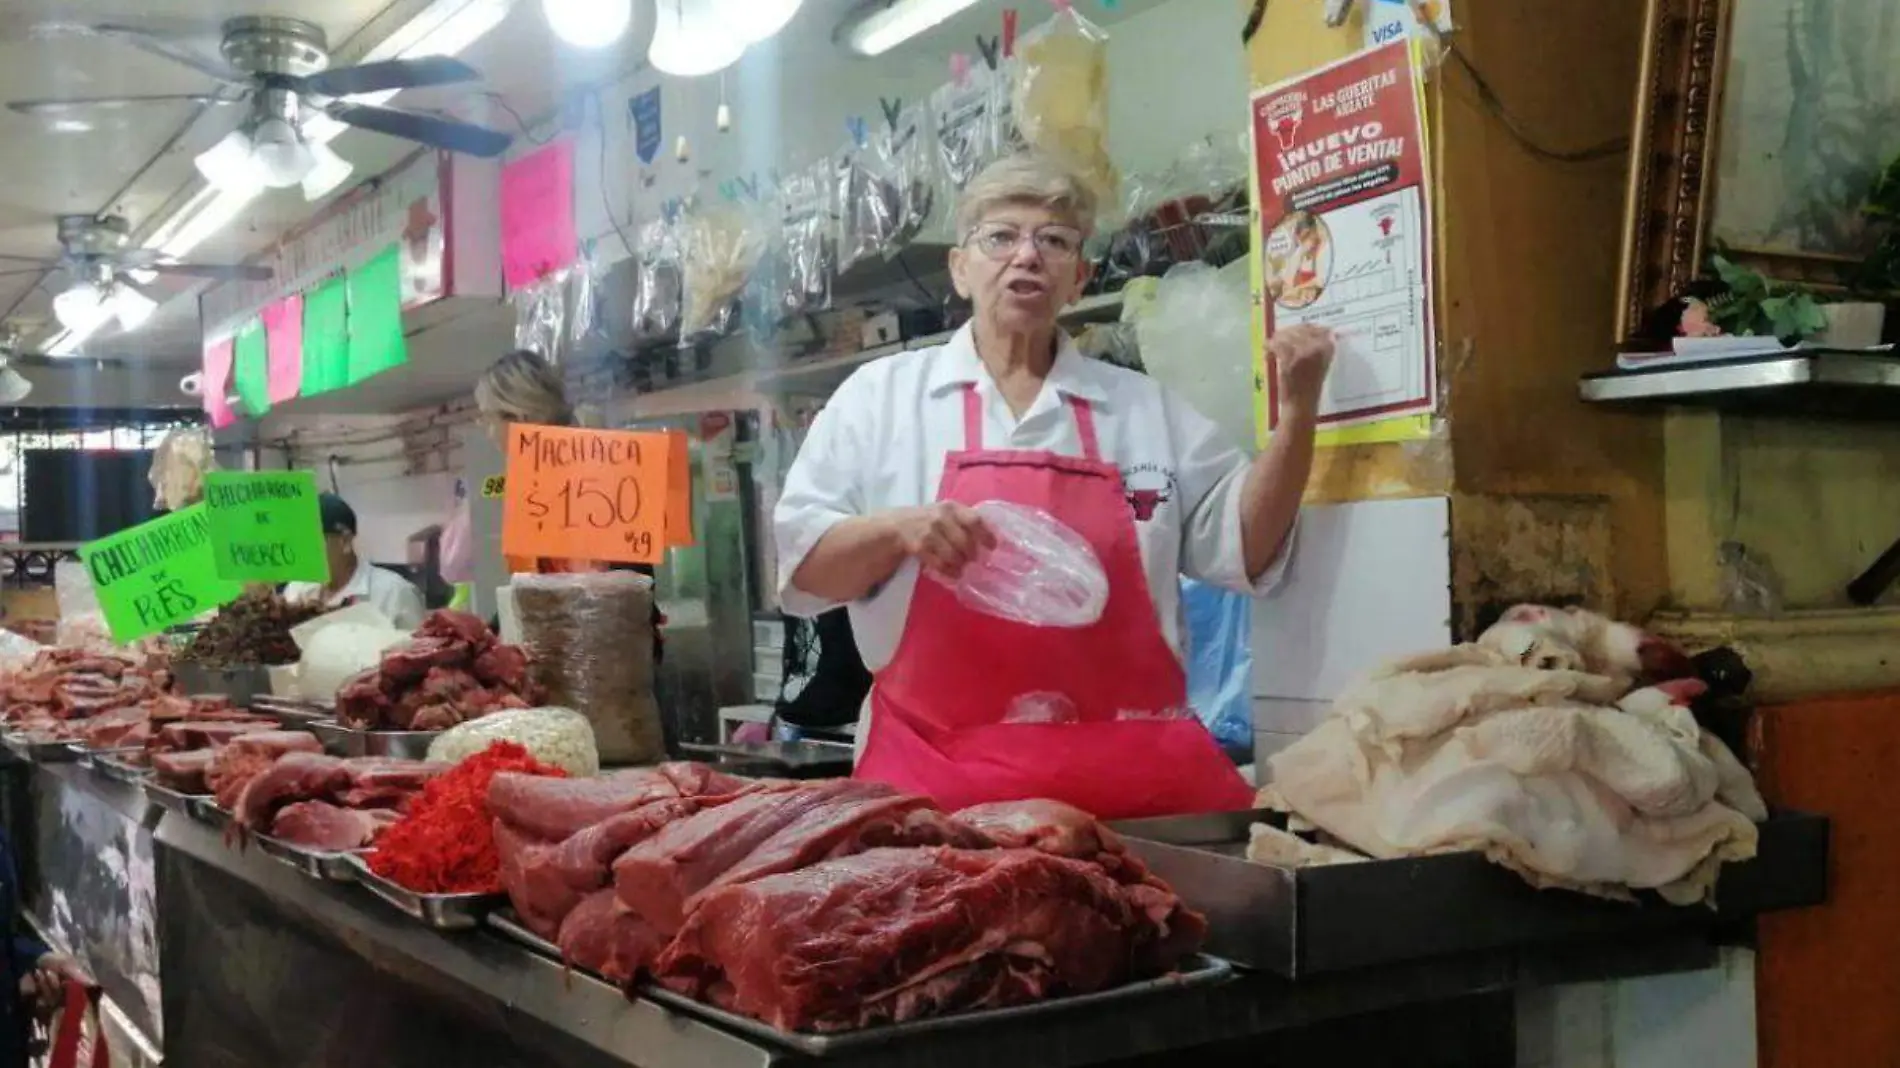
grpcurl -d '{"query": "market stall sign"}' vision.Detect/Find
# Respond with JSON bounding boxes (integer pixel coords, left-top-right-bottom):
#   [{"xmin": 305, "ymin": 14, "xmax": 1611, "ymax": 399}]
[
  {"xmin": 203, "ymin": 471, "xmax": 330, "ymax": 584},
  {"xmin": 79, "ymin": 504, "xmax": 244, "ymax": 644},
  {"xmin": 501, "ymin": 424, "xmax": 672, "ymax": 565}
]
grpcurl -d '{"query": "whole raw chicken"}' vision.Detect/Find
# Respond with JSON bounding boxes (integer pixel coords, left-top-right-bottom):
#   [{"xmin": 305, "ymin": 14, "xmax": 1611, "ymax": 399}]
[{"xmin": 1259, "ymin": 606, "xmax": 1767, "ymax": 905}]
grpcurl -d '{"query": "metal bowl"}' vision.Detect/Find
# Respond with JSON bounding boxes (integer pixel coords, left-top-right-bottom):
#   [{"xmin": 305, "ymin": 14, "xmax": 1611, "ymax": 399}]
[
  {"xmin": 171, "ymin": 662, "xmax": 273, "ymax": 708},
  {"xmin": 309, "ymin": 718, "xmax": 439, "ymax": 760}
]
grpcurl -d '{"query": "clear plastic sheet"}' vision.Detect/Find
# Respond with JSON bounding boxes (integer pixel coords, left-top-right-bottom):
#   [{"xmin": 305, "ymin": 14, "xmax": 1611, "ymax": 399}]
[
  {"xmin": 1003, "ymin": 691, "xmax": 1078, "ymax": 724},
  {"xmin": 927, "ymin": 501, "xmax": 1108, "ymax": 628},
  {"xmin": 511, "ymin": 268, "xmax": 569, "ymax": 361},
  {"xmin": 679, "ymin": 204, "xmax": 767, "ymax": 345},
  {"xmin": 881, "ymin": 100, "xmax": 939, "ymax": 249},
  {"xmin": 510, "ymin": 571, "xmax": 663, "ymax": 764},
  {"xmin": 567, "ymin": 247, "xmax": 602, "ymax": 347},
  {"xmin": 630, "ymin": 217, "xmax": 684, "ymax": 343},
  {"xmin": 1012, "ymin": 7, "xmax": 1117, "ymax": 205}
]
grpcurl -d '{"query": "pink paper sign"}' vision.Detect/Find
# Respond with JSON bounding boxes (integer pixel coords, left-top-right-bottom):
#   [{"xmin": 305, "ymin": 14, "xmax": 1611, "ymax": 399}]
[
  {"xmin": 262, "ymin": 293, "xmax": 304, "ymax": 405},
  {"xmin": 202, "ymin": 337, "xmax": 236, "ymax": 429},
  {"xmin": 500, "ymin": 137, "xmax": 577, "ymax": 290}
]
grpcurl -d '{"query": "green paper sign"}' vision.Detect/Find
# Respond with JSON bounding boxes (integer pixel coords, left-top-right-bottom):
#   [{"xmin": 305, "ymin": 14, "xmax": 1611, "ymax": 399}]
[
  {"xmin": 233, "ymin": 318, "xmax": 270, "ymax": 416},
  {"xmin": 204, "ymin": 470, "xmax": 330, "ymax": 584},
  {"xmin": 301, "ymin": 274, "xmax": 350, "ymax": 397},
  {"xmin": 78, "ymin": 504, "xmax": 244, "ymax": 644},
  {"xmin": 347, "ymin": 244, "xmax": 408, "ymax": 385}
]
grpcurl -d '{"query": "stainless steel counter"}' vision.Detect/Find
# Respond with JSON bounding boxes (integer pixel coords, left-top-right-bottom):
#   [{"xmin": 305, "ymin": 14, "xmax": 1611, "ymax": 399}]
[{"xmin": 7, "ymin": 756, "xmax": 1751, "ymax": 1068}]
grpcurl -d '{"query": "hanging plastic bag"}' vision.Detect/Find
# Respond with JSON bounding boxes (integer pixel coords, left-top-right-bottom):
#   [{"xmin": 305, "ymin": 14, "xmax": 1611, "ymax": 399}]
[
  {"xmin": 751, "ymin": 158, "xmax": 834, "ymax": 333},
  {"xmin": 679, "ymin": 203, "xmax": 767, "ymax": 345},
  {"xmin": 1013, "ymin": 6, "xmax": 1117, "ymax": 205},
  {"xmin": 882, "ymin": 99, "xmax": 938, "ymax": 247},
  {"xmin": 1180, "ymin": 577, "xmax": 1254, "ymax": 751},
  {"xmin": 148, "ymin": 427, "xmax": 215, "ymax": 510},
  {"xmin": 567, "ymin": 246, "xmax": 602, "ymax": 347},
  {"xmin": 1137, "ymin": 259, "xmax": 1256, "ymax": 452},
  {"xmin": 512, "ymin": 268, "xmax": 569, "ymax": 361},
  {"xmin": 630, "ymin": 217, "xmax": 684, "ymax": 343},
  {"xmin": 836, "ymin": 142, "xmax": 902, "ymax": 274},
  {"xmin": 932, "ymin": 66, "xmax": 1005, "ymax": 203},
  {"xmin": 927, "ymin": 500, "xmax": 1108, "ymax": 628},
  {"xmin": 440, "ymin": 496, "xmax": 474, "ymax": 585}
]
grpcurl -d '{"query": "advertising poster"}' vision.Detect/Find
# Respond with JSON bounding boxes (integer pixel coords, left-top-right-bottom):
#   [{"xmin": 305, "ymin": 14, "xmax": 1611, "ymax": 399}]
[{"xmin": 1251, "ymin": 40, "xmax": 1435, "ymax": 432}]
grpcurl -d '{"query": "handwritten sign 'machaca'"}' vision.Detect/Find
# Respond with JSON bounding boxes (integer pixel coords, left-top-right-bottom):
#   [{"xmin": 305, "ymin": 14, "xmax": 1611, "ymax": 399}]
[
  {"xmin": 501, "ymin": 424, "xmax": 672, "ymax": 565},
  {"xmin": 80, "ymin": 504, "xmax": 244, "ymax": 644},
  {"xmin": 204, "ymin": 470, "xmax": 330, "ymax": 584}
]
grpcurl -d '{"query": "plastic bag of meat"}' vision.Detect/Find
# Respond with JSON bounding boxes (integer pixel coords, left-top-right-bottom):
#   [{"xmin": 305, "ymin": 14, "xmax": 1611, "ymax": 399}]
[
  {"xmin": 630, "ymin": 217, "xmax": 683, "ymax": 343},
  {"xmin": 511, "ymin": 572, "xmax": 663, "ymax": 764},
  {"xmin": 678, "ymin": 203, "xmax": 767, "ymax": 345},
  {"xmin": 926, "ymin": 501, "xmax": 1108, "ymax": 628}
]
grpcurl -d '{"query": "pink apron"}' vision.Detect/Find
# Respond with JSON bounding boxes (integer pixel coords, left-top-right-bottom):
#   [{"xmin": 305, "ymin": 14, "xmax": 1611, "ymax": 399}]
[{"xmin": 854, "ymin": 385, "xmax": 1255, "ymax": 820}]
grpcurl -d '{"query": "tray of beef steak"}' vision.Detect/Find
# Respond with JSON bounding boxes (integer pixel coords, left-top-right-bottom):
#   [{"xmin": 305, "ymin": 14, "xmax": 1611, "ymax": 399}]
[
  {"xmin": 1108, "ymin": 807, "xmax": 1831, "ymax": 977},
  {"xmin": 254, "ymin": 835, "xmax": 373, "ymax": 882},
  {"xmin": 346, "ymin": 853, "xmax": 501, "ymax": 930},
  {"xmin": 2, "ymin": 732, "xmax": 85, "ymax": 763},
  {"xmin": 485, "ymin": 773, "xmax": 1231, "ymax": 1054},
  {"xmin": 331, "ymin": 609, "xmax": 545, "ymax": 737}
]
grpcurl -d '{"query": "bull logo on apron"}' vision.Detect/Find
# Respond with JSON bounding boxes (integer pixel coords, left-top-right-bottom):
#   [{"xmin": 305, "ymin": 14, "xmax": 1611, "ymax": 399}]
[{"xmin": 1120, "ymin": 464, "xmax": 1177, "ymax": 523}]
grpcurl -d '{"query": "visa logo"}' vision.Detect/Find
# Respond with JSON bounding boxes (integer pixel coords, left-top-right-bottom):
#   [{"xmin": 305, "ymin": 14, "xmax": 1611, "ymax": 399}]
[{"xmin": 1369, "ymin": 19, "xmax": 1407, "ymax": 44}]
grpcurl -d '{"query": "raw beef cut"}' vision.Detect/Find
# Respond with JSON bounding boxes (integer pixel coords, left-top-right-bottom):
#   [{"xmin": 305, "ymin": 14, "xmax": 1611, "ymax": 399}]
[
  {"xmin": 557, "ymin": 889, "xmax": 666, "ymax": 984},
  {"xmin": 337, "ymin": 759, "xmax": 448, "ymax": 809},
  {"xmin": 496, "ymin": 798, "xmax": 701, "ymax": 939},
  {"xmin": 655, "ymin": 847, "xmax": 1202, "ymax": 1033},
  {"xmin": 334, "ymin": 610, "xmax": 545, "ymax": 730},
  {"xmin": 273, "ymin": 801, "xmax": 397, "ymax": 851},
  {"xmin": 233, "ymin": 752, "xmax": 354, "ymax": 829},
  {"xmin": 153, "ymin": 749, "xmax": 216, "ymax": 793},
  {"xmin": 153, "ymin": 719, "xmax": 280, "ymax": 752},
  {"xmin": 612, "ymin": 781, "xmax": 879, "ymax": 933},
  {"xmin": 488, "ymin": 763, "xmax": 751, "ymax": 841}
]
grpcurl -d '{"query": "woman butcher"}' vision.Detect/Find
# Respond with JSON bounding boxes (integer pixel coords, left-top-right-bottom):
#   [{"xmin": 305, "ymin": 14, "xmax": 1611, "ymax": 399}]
[{"xmin": 773, "ymin": 154, "xmax": 1333, "ymax": 820}]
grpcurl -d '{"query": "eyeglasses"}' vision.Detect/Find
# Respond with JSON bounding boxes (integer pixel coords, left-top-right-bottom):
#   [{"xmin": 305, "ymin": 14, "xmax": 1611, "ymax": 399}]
[{"xmin": 964, "ymin": 222, "xmax": 1085, "ymax": 262}]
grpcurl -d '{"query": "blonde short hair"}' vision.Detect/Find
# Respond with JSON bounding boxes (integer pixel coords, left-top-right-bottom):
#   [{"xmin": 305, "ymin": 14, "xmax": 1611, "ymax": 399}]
[
  {"xmin": 474, "ymin": 350, "xmax": 572, "ymax": 427},
  {"xmin": 955, "ymin": 153, "xmax": 1099, "ymax": 239}
]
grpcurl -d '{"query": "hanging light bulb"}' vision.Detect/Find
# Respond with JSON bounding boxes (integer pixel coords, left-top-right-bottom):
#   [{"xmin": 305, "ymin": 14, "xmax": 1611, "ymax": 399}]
[
  {"xmin": 194, "ymin": 127, "xmax": 261, "ymax": 190},
  {"xmin": 52, "ymin": 282, "xmax": 109, "ymax": 333},
  {"xmin": 649, "ymin": 0, "xmax": 744, "ymax": 77},
  {"xmin": 251, "ymin": 117, "xmax": 314, "ymax": 188},
  {"xmin": 302, "ymin": 141, "xmax": 355, "ymax": 201},
  {"xmin": 542, "ymin": 0, "xmax": 634, "ymax": 48},
  {"xmin": 114, "ymin": 285, "xmax": 159, "ymax": 331},
  {"xmin": 710, "ymin": 0, "xmax": 803, "ymax": 44}
]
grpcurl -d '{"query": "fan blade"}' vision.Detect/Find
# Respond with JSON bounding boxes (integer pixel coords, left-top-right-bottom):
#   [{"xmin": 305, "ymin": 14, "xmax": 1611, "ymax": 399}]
[
  {"xmin": 0, "ymin": 254, "xmax": 59, "ymax": 266},
  {"xmin": 8, "ymin": 93, "xmax": 231, "ymax": 116},
  {"xmin": 141, "ymin": 262, "xmax": 274, "ymax": 282},
  {"xmin": 11, "ymin": 353, "xmax": 125, "ymax": 369},
  {"xmin": 298, "ymin": 56, "xmax": 481, "ymax": 99},
  {"xmin": 58, "ymin": 22, "xmax": 245, "ymax": 84},
  {"xmin": 326, "ymin": 101, "xmax": 512, "ymax": 157},
  {"xmin": 0, "ymin": 268, "xmax": 52, "ymax": 278}
]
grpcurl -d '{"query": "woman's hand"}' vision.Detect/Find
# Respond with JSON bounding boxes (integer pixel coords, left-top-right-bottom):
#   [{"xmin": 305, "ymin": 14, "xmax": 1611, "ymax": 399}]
[
  {"xmin": 21, "ymin": 953, "xmax": 90, "ymax": 1018},
  {"xmin": 1268, "ymin": 324, "xmax": 1336, "ymax": 418},
  {"xmin": 892, "ymin": 504, "xmax": 996, "ymax": 580}
]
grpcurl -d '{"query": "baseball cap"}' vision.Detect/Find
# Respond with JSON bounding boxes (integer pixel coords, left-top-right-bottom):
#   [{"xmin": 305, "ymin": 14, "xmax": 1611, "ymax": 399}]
[{"xmin": 318, "ymin": 493, "xmax": 358, "ymax": 536}]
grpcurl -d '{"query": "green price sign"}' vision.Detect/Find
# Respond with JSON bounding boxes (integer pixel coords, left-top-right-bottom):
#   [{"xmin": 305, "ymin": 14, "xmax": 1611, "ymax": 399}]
[
  {"xmin": 78, "ymin": 503, "xmax": 245, "ymax": 644},
  {"xmin": 204, "ymin": 470, "xmax": 330, "ymax": 584}
]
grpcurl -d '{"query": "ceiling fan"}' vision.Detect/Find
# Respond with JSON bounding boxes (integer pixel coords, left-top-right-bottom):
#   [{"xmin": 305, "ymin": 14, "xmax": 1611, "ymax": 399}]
[
  {"xmin": 8, "ymin": 16, "xmax": 514, "ymax": 200},
  {"xmin": 0, "ymin": 214, "xmax": 272, "ymax": 335}
]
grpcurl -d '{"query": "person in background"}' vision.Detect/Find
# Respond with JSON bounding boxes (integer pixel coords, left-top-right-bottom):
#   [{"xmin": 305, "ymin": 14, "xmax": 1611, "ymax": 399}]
[
  {"xmin": 774, "ymin": 153, "xmax": 1332, "ymax": 820},
  {"xmin": 0, "ymin": 822, "xmax": 87, "ymax": 1067},
  {"xmin": 473, "ymin": 350, "xmax": 665, "ymax": 663},
  {"xmin": 283, "ymin": 494, "xmax": 427, "ymax": 630}
]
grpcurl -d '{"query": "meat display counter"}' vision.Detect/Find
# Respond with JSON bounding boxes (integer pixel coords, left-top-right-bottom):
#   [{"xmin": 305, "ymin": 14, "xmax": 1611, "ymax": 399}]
[{"xmin": 2, "ymin": 751, "xmax": 1829, "ymax": 1068}]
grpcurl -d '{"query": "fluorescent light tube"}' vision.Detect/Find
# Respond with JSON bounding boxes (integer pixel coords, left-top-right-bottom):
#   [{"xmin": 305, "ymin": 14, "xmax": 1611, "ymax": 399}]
[{"xmin": 843, "ymin": 0, "xmax": 983, "ymax": 56}]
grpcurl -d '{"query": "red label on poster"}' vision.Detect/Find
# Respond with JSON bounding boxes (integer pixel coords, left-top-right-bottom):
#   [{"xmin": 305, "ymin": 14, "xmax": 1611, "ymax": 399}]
[{"xmin": 1252, "ymin": 41, "xmax": 1435, "ymax": 431}]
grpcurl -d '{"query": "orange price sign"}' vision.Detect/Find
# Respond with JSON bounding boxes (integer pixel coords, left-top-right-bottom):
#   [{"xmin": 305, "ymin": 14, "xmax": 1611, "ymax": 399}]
[{"xmin": 500, "ymin": 423, "xmax": 672, "ymax": 565}]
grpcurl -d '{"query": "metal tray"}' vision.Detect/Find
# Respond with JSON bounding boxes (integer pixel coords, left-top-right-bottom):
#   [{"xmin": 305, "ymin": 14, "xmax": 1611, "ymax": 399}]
[
  {"xmin": 486, "ymin": 909, "xmax": 1234, "ymax": 1057},
  {"xmin": 248, "ymin": 696, "xmax": 332, "ymax": 727},
  {"xmin": 309, "ymin": 718, "xmax": 439, "ymax": 760},
  {"xmin": 345, "ymin": 854, "xmax": 500, "ymax": 930},
  {"xmin": 189, "ymin": 798, "xmax": 234, "ymax": 831},
  {"xmin": 1110, "ymin": 808, "xmax": 1830, "ymax": 977},
  {"xmin": 143, "ymin": 782, "xmax": 210, "ymax": 815},
  {"xmin": 254, "ymin": 835, "xmax": 366, "ymax": 882},
  {"xmin": 87, "ymin": 748, "xmax": 152, "ymax": 785},
  {"xmin": 676, "ymin": 740, "xmax": 855, "ymax": 780},
  {"xmin": 2, "ymin": 733, "xmax": 85, "ymax": 763}
]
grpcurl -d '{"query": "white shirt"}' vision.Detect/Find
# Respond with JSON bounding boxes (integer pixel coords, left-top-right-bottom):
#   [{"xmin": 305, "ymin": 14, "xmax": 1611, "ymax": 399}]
[
  {"xmin": 773, "ymin": 324, "xmax": 1293, "ymax": 673},
  {"xmin": 285, "ymin": 557, "xmax": 427, "ymax": 632}
]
